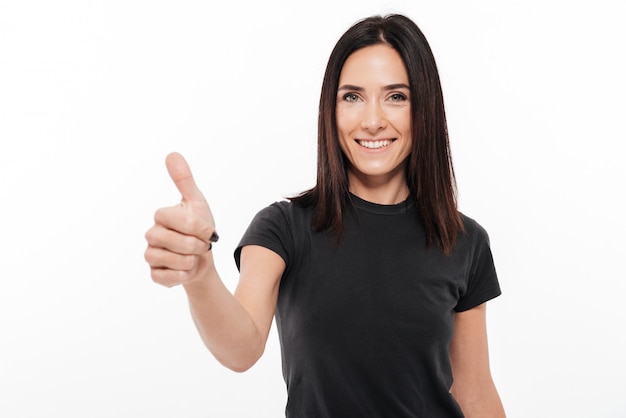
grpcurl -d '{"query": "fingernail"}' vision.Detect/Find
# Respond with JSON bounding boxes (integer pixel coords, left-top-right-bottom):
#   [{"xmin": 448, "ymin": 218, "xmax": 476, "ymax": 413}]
[{"xmin": 210, "ymin": 232, "xmax": 219, "ymax": 243}]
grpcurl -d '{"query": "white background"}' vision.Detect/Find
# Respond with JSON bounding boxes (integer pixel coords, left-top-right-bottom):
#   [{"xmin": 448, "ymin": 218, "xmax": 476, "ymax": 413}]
[{"xmin": 1, "ymin": 0, "xmax": 624, "ymax": 417}]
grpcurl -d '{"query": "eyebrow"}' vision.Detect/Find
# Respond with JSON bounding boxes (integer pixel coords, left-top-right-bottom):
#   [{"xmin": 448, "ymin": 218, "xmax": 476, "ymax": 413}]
[{"xmin": 337, "ymin": 83, "xmax": 410, "ymax": 92}]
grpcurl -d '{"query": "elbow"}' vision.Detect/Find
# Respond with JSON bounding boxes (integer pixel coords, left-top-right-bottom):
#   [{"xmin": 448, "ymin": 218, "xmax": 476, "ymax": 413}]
[
  {"xmin": 213, "ymin": 345, "xmax": 265, "ymax": 373},
  {"xmin": 218, "ymin": 356, "xmax": 260, "ymax": 373},
  {"xmin": 230, "ymin": 366, "xmax": 249, "ymax": 373}
]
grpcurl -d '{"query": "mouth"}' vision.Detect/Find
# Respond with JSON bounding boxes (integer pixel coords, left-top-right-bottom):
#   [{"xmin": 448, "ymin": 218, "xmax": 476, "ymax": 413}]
[{"xmin": 356, "ymin": 139, "xmax": 394, "ymax": 149}]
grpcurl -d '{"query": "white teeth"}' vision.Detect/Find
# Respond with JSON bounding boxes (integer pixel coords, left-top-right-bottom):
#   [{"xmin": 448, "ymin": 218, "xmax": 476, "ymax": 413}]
[{"xmin": 357, "ymin": 140, "xmax": 392, "ymax": 149}]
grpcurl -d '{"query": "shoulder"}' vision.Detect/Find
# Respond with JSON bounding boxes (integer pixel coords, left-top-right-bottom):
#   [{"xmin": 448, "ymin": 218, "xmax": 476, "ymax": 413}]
[
  {"xmin": 453, "ymin": 212, "xmax": 495, "ymax": 262},
  {"xmin": 454, "ymin": 212, "xmax": 501, "ymax": 311},
  {"xmin": 459, "ymin": 212, "xmax": 491, "ymax": 245},
  {"xmin": 242, "ymin": 198, "xmax": 314, "ymax": 246},
  {"xmin": 235, "ymin": 199, "xmax": 313, "ymax": 270},
  {"xmin": 253, "ymin": 198, "xmax": 313, "ymax": 225}
]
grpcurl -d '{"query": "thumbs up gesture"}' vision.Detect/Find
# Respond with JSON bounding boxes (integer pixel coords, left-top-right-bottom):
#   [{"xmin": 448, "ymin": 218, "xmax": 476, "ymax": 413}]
[{"xmin": 145, "ymin": 152, "xmax": 219, "ymax": 287}]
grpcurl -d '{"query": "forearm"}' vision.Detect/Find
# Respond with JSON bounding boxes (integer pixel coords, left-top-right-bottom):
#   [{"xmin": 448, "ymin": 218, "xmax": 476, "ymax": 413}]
[
  {"xmin": 452, "ymin": 379, "xmax": 506, "ymax": 418},
  {"xmin": 145, "ymin": 153, "xmax": 270, "ymax": 372},
  {"xmin": 183, "ymin": 265, "xmax": 264, "ymax": 372}
]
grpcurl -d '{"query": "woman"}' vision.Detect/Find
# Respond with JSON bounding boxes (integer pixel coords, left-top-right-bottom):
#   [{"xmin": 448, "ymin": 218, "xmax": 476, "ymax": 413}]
[{"xmin": 145, "ymin": 14, "xmax": 505, "ymax": 417}]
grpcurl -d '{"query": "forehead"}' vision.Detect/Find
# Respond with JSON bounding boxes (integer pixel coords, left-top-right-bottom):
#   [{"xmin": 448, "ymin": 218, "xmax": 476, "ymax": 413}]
[{"xmin": 339, "ymin": 44, "xmax": 408, "ymax": 84}]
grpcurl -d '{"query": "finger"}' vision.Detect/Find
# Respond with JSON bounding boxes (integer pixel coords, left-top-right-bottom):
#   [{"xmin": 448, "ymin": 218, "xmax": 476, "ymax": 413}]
[
  {"xmin": 145, "ymin": 223, "xmax": 209, "ymax": 255},
  {"xmin": 144, "ymin": 247, "xmax": 197, "ymax": 271},
  {"xmin": 153, "ymin": 206, "xmax": 215, "ymax": 244},
  {"xmin": 150, "ymin": 267, "xmax": 191, "ymax": 288},
  {"xmin": 165, "ymin": 152, "xmax": 206, "ymax": 204}
]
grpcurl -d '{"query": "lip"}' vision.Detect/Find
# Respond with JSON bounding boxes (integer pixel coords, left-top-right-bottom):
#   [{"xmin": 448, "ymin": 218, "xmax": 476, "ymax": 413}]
[{"xmin": 355, "ymin": 138, "xmax": 396, "ymax": 150}]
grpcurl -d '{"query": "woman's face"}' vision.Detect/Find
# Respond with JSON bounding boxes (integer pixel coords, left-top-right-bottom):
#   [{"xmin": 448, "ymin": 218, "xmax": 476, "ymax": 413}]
[{"xmin": 336, "ymin": 44, "xmax": 412, "ymax": 193}]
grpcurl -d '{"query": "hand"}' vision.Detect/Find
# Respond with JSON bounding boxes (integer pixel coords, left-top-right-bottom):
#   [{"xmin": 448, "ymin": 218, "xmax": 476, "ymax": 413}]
[{"xmin": 144, "ymin": 152, "xmax": 218, "ymax": 287}]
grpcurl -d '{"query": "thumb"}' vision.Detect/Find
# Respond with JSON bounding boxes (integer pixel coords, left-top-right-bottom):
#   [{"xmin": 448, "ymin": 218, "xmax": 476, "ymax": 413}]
[{"xmin": 165, "ymin": 152, "xmax": 206, "ymax": 204}]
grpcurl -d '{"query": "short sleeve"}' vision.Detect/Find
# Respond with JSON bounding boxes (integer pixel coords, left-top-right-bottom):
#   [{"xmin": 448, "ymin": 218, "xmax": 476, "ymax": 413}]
[
  {"xmin": 454, "ymin": 219, "xmax": 502, "ymax": 312},
  {"xmin": 234, "ymin": 201, "xmax": 293, "ymax": 271}
]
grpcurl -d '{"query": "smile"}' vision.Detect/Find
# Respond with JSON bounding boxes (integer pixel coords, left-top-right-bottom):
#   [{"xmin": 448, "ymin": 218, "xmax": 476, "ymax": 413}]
[{"xmin": 356, "ymin": 139, "xmax": 393, "ymax": 149}]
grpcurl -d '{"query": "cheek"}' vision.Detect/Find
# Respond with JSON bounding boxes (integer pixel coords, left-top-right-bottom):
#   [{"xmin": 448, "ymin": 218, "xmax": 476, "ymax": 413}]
[
  {"xmin": 337, "ymin": 132, "xmax": 350, "ymax": 157},
  {"xmin": 388, "ymin": 108, "xmax": 411, "ymax": 126},
  {"xmin": 335, "ymin": 109, "xmax": 347, "ymax": 133},
  {"xmin": 335, "ymin": 110, "xmax": 354, "ymax": 145},
  {"xmin": 390, "ymin": 113, "xmax": 412, "ymax": 140},
  {"xmin": 336, "ymin": 105, "xmax": 360, "ymax": 130}
]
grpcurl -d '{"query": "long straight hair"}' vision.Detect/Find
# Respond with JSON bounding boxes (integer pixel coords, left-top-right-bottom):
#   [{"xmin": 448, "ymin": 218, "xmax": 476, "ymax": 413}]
[{"xmin": 292, "ymin": 14, "xmax": 464, "ymax": 254}]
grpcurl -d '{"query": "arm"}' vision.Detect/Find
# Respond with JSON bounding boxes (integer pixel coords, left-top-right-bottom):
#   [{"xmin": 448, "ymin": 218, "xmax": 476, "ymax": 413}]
[
  {"xmin": 449, "ymin": 303, "xmax": 506, "ymax": 418},
  {"xmin": 183, "ymin": 245, "xmax": 283, "ymax": 372},
  {"xmin": 144, "ymin": 152, "xmax": 283, "ymax": 372}
]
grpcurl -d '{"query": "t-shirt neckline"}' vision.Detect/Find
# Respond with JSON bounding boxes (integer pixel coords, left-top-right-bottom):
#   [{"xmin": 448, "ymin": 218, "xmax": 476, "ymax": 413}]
[{"xmin": 349, "ymin": 192, "xmax": 416, "ymax": 215}]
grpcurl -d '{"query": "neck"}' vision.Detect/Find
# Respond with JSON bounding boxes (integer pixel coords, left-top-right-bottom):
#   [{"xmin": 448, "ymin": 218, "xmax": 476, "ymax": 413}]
[{"xmin": 347, "ymin": 171, "xmax": 410, "ymax": 205}]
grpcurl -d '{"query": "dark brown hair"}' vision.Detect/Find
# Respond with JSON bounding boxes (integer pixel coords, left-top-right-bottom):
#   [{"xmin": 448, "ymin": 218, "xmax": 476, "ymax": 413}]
[{"xmin": 291, "ymin": 14, "xmax": 464, "ymax": 254}]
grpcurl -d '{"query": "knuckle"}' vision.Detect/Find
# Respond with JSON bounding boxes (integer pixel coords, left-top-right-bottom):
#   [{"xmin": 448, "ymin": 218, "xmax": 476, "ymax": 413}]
[
  {"xmin": 145, "ymin": 248, "xmax": 163, "ymax": 267},
  {"xmin": 145, "ymin": 247, "xmax": 165, "ymax": 267},
  {"xmin": 150, "ymin": 267, "xmax": 188, "ymax": 287},
  {"xmin": 182, "ymin": 213, "xmax": 198, "ymax": 233},
  {"xmin": 180, "ymin": 255, "xmax": 196, "ymax": 270},
  {"xmin": 182, "ymin": 235, "xmax": 198, "ymax": 253},
  {"xmin": 144, "ymin": 227, "xmax": 155, "ymax": 243},
  {"xmin": 144, "ymin": 248, "xmax": 153, "ymax": 264},
  {"xmin": 173, "ymin": 269, "xmax": 190, "ymax": 284},
  {"xmin": 150, "ymin": 268, "xmax": 166, "ymax": 285},
  {"xmin": 153, "ymin": 207, "xmax": 167, "ymax": 223},
  {"xmin": 199, "ymin": 223, "xmax": 212, "ymax": 241}
]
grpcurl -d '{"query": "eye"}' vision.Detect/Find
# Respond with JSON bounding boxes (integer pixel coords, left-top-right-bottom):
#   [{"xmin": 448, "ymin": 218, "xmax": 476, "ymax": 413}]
[
  {"xmin": 388, "ymin": 93, "xmax": 408, "ymax": 103},
  {"xmin": 342, "ymin": 92, "xmax": 360, "ymax": 103}
]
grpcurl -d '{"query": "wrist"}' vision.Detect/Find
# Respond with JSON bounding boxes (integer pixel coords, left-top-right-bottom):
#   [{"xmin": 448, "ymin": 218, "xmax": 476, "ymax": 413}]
[{"xmin": 182, "ymin": 256, "xmax": 218, "ymax": 295}]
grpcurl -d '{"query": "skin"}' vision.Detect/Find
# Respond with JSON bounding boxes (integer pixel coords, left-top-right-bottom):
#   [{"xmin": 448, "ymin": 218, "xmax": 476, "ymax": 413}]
[
  {"xmin": 451, "ymin": 304, "xmax": 506, "ymax": 417},
  {"xmin": 336, "ymin": 44, "xmax": 412, "ymax": 205},
  {"xmin": 144, "ymin": 152, "xmax": 282, "ymax": 372},
  {"xmin": 145, "ymin": 44, "xmax": 505, "ymax": 416}
]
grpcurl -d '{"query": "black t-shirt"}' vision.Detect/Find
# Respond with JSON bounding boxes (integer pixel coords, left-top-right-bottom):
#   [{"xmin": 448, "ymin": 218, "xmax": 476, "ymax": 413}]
[{"xmin": 235, "ymin": 194, "xmax": 501, "ymax": 417}]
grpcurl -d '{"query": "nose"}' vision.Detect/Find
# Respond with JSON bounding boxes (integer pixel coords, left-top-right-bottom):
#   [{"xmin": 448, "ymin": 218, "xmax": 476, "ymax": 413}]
[{"xmin": 360, "ymin": 101, "xmax": 387, "ymax": 132}]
